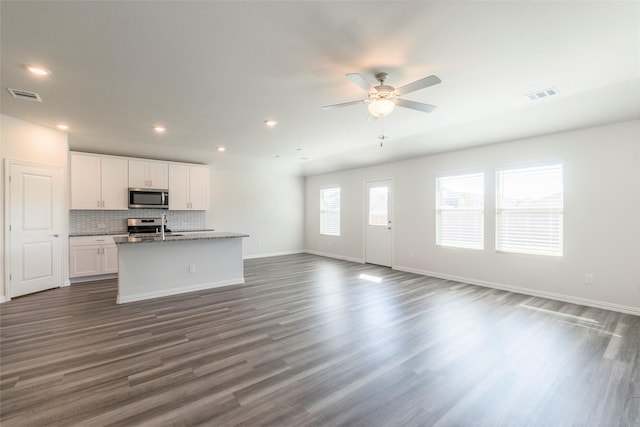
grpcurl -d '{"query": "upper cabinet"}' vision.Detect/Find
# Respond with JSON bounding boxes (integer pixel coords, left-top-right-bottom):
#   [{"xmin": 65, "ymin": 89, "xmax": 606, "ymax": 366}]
[
  {"xmin": 71, "ymin": 153, "xmax": 128, "ymax": 210},
  {"xmin": 128, "ymin": 160, "xmax": 168, "ymax": 189},
  {"xmin": 70, "ymin": 151, "xmax": 208, "ymax": 211},
  {"xmin": 169, "ymin": 164, "xmax": 209, "ymax": 210}
]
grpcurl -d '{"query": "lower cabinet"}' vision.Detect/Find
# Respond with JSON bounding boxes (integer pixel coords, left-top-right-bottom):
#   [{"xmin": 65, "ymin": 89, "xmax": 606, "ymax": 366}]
[
  {"xmin": 69, "ymin": 236, "xmax": 123, "ymax": 279},
  {"xmin": 103, "ymin": 244, "xmax": 119, "ymax": 274}
]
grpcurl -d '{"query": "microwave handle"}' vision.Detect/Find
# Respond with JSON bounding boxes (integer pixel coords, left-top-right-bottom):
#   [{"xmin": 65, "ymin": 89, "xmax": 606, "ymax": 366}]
[{"xmin": 162, "ymin": 191, "xmax": 167, "ymax": 206}]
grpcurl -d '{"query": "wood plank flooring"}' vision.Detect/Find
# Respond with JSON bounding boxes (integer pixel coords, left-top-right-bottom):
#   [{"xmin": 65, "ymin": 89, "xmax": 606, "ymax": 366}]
[{"xmin": 1, "ymin": 254, "xmax": 639, "ymax": 426}]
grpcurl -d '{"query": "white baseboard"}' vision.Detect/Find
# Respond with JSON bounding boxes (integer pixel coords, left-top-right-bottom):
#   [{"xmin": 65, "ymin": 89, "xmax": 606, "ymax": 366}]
[
  {"xmin": 117, "ymin": 277, "xmax": 245, "ymax": 304},
  {"xmin": 0, "ymin": 295, "xmax": 7, "ymax": 304},
  {"xmin": 70, "ymin": 273, "xmax": 118, "ymax": 284},
  {"xmin": 62, "ymin": 279, "xmax": 71, "ymax": 287},
  {"xmin": 305, "ymin": 250, "xmax": 364, "ymax": 264},
  {"xmin": 393, "ymin": 265, "xmax": 640, "ymax": 316},
  {"xmin": 244, "ymin": 250, "xmax": 305, "ymax": 260}
]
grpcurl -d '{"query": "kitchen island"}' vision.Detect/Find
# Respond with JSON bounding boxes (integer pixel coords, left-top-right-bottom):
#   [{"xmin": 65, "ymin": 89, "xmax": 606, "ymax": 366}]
[{"xmin": 114, "ymin": 232, "xmax": 249, "ymax": 304}]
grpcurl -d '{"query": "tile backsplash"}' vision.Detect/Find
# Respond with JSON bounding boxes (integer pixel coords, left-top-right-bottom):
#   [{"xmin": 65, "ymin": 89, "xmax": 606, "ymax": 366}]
[{"xmin": 70, "ymin": 210, "xmax": 207, "ymax": 235}]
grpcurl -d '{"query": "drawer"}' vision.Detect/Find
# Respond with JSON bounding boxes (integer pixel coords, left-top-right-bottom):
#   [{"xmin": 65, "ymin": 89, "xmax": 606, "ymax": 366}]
[{"xmin": 70, "ymin": 235, "xmax": 124, "ymax": 246}]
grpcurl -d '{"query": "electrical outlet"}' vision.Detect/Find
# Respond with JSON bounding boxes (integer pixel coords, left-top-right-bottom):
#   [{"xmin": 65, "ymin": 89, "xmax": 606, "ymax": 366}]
[
  {"xmin": 189, "ymin": 264, "xmax": 196, "ymax": 273},
  {"xmin": 585, "ymin": 274, "xmax": 594, "ymax": 285},
  {"xmin": 97, "ymin": 223, "xmax": 106, "ymax": 229}
]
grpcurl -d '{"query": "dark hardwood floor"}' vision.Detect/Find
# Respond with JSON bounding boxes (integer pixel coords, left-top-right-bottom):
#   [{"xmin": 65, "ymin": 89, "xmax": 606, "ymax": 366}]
[{"xmin": 1, "ymin": 254, "xmax": 638, "ymax": 426}]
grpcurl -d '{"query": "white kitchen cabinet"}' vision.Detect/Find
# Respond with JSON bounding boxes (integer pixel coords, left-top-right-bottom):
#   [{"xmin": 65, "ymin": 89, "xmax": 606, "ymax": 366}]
[
  {"xmin": 169, "ymin": 164, "xmax": 209, "ymax": 210},
  {"xmin": 128, "ymin": 160, "xmax": 168, "ymax": 189},
  {"xmin": 69, "ymin": 245, "xmax": 102, "ymax": 277},
  {"xmin": 189, "ymin": 165, "xmax": 210, "ymax": 210},
  {"xmin": 103, "ymin": 245, "xmax": 119, "ymax": 274},
  {"xmin": 71, "ymin": 153, "xmax": 128, "ymax": 210},
  {"xmin": 69, "ymin": 235, "xmax": 122, "ymax": 278}
]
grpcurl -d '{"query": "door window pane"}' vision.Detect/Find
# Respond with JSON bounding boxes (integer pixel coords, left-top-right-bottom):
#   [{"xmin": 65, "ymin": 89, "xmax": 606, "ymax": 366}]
[{"xmin": 368, "ymin": 186, "xmax": 388, "ymax": 226}]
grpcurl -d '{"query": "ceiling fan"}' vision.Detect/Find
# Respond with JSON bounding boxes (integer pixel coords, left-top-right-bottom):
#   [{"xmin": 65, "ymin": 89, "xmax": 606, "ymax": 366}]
[{"xmin": 322, "ymin": 72, "xmax": 441, "ymax": 118}]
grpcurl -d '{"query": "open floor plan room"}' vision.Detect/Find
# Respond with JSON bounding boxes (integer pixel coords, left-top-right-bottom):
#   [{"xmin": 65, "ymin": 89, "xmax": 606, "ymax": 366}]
[
  {"xmin": 1, "ymin": 254, "xmax": 638, "ymax": 426},
  {"xmin": 1, "ymin": 1, "xmax": 639, "ymax": 425}
]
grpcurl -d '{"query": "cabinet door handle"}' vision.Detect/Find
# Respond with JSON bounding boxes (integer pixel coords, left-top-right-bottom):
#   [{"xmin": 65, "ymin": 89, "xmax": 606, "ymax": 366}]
[
  {"xmin": 97, "ymin": 200, "xmax": 101, "ymax": 208},
  {"xmin": 50, "ymin": 234, "xmax": 60, "ymax": 237},
  {"xmin": 102, "ymin": 200, "xmax": 105, "ymax": 208}
]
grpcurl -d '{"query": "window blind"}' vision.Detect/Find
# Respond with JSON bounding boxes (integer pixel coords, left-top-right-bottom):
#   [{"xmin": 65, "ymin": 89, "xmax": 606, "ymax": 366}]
[
  {"xmin": 436, "ymin": 173, "xmax": 484, "ymax": 249},
  {"xmin": 320, "ymin": 187, "xmax": 341, "ymax": 236},
  {"xmin": 496, "ymin": 164, "xmax": 563, "ymax": 256}
]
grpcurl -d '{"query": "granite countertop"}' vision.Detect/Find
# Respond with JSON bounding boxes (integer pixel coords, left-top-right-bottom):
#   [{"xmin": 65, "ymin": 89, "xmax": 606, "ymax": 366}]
[
  {"xmin": 113, "ymin": 231, "xmax": 249, "ymax": 245},
  {"xmin": 70, "ymin": 232, "xmax": 129, "ymax": 237},
  {"xmin": 70, "ymin": 229, "xmax": 216, "ymax": 237}
]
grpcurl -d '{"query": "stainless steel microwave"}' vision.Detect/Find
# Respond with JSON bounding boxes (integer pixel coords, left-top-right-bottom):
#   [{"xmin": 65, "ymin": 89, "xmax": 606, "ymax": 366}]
[{"xmin": 128, "ymin": 188, "xmax": 169, "ymax": 209}]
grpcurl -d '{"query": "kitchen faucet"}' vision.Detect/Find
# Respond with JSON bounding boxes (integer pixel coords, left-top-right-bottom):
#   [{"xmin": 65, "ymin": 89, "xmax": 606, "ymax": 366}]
[{"xmin": 161, "ymin": 212, "xmax": 167, "ymax": 239}]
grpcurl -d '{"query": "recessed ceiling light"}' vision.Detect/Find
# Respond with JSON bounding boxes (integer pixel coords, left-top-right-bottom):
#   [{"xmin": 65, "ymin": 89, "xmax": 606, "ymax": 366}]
[
  {"xmin": 217, "ymin": 146, "xmax": 226, "ymax": 152},
  {"xmin": 264, "ymin": 119, "xmax": 278, "ymax": 127},
  {"xmin": 56, "ymin": 124, "xmax": 69, "ymax": 130},
  {"xmin": 26, "ymin": 65, "xmax": 51, "ymax": 76},
  {"xmin": 152, "ymin": 126, "xmax": 166, "ymax": 133}
]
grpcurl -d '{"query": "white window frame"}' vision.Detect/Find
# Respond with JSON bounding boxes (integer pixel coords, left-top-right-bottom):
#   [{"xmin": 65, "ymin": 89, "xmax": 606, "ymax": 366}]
[
  {"xmin": 436, "ymin": 172, "xmax": 485, "ymax": 250},
  {"xmin": 320, "ymin": 187, "xmax": 341, "ymax": 236},
  {"xmin": 496, "ymin": 163, "xmax": 563, "ymax": 257}
]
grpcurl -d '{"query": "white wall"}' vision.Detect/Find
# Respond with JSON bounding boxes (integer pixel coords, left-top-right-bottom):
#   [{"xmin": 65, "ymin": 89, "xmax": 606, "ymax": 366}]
[
  {"xmin": 208, "ymin": 168, "xmax": 304, "ymax": 258},
  {"xmin": 1, "ymin": 114, "xmax": 70, "ymax": 301},
  {"xmin": 305, "ymin": 120, "xmax": 640, "ymax": 314}
]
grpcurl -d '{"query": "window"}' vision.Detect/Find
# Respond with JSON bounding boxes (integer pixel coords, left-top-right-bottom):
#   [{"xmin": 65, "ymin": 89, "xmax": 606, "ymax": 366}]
[
  {"xmin": 496, "ymin": 164, "xmax": 563, "ymax": 256},
  {"xmin": 368, "ymin": 186, "xmax": 388, "ymax": 226},
  {"xmin": 320, "ymin": 187, "xmax": 340, "ymax": 236},
  {"xmin": 436, "ymin": 173, "xmax": 484, "ymax": 249}
]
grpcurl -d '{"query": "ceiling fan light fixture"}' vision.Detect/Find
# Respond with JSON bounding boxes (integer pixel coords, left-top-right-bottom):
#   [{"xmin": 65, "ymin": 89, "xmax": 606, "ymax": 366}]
[{"xmin": 368, "ymin": 99, "xmax": 395, "ymax": 118}]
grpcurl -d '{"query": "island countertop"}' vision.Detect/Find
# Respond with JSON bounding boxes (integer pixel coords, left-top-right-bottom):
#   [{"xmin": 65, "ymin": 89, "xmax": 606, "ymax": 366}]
[{"xmin": 113, "ymin": 231, "xmax": 249, "ymax": 245}]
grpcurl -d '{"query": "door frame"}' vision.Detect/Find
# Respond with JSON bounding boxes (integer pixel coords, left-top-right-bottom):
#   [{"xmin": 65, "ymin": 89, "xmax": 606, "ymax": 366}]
[
  {"xmin": 362, "ymin": 177, "xmax": 395, "ymax": 267},
  {"xmin": 4, "ymin": 159, "xmax": 68, "ymax": 302}
]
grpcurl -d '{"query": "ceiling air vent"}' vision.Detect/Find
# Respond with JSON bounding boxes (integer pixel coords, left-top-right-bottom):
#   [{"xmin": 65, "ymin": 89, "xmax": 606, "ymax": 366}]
[
  {"xmin": 7, "ymin": 88, "xmax": 43, "ymax": 102},
  {"xmin": 526, "ymin": 87, "xmax": 558, "ymax": 101}
]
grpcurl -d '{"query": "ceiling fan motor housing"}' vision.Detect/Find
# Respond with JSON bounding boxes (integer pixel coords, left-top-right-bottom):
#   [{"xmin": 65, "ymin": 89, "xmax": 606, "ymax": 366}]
[{"xmin": 370, "ymin": 85, "xmax": 396, "ymax": 101}]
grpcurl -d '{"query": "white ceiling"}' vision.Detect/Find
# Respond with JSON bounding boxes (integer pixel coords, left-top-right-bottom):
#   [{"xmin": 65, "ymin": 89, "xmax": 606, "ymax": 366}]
[{"xmin": 1, "ymin": 1, "xmax": 639, "ymax": 176}]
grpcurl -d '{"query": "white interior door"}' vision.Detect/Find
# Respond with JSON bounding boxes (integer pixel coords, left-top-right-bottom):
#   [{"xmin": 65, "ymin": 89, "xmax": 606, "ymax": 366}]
[
  {"xmin": 365, "ymin": 179, "xmax": 393, "ymax": 267},
  {"xmin": 8, "ymin": 162, "xmax": 64, "ymax": 297}
]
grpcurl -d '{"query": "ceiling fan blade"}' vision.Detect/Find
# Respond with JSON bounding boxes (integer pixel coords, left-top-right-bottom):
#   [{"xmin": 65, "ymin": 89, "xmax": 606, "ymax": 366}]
[
  {"xmin": 346, "ymin": 73, "xmax": 372, "ymax": 92},
  {"xmin": 395, "ymin": 75, "xmax": 441, "ymax": 96},
  {"xmin": 322, "ymin": 99, "xmax": 366, "ymax": 110},
  {"xmin": 396, "ymin": 99, "xmax": 437, "ymax": 113}
]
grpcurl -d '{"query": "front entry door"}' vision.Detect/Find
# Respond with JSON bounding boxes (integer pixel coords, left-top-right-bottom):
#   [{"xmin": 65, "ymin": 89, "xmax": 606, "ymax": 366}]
[
  {"xmin": 364, "ymin": 179, "xmax": 393, "ymax": 267},
  {"xmin": 8, "ymin": 162, "xmax": 64, "ymax": 298}
]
